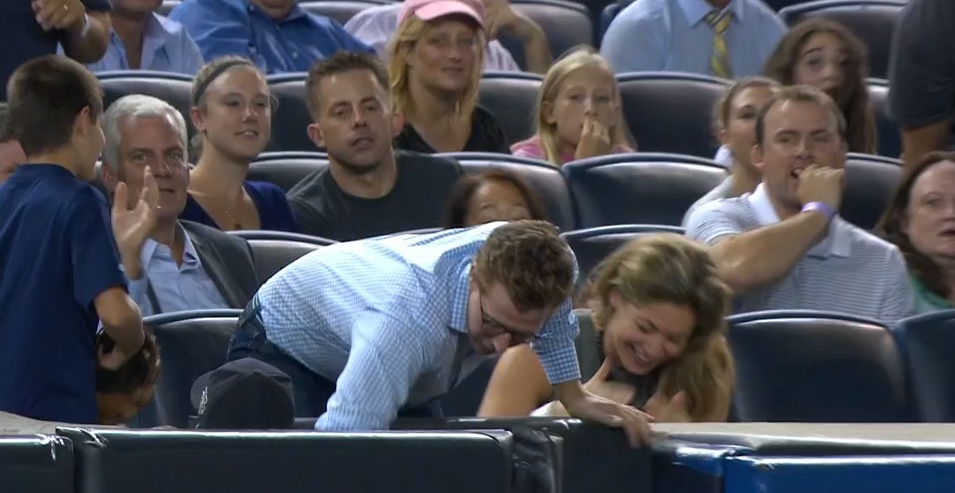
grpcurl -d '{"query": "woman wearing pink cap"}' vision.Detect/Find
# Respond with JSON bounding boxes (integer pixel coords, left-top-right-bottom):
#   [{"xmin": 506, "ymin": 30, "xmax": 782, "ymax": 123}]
[{"xmin": 387, "ymin": 0, "xmax": 510, "ymax": 155}]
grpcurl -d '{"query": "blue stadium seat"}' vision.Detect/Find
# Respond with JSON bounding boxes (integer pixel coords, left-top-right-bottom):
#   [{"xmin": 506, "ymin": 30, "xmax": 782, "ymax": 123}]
[
  {"xmin": 893, "ymin": 310, "xmax": 955, "ymax": 422},
  {"xmin": 98, "ymin": 71, "xmax": 194, "ymax": 142},
  {"xmin": 561, "ymin": 224, "xmax": 685, "ymax": 289},
  {"xmin": 265, "ymin": 74, "xmax": 315, "ymax": 153},
  {"xmin": 842, "ymin": 152, "xmax": 901, "ymax": 230},
  {"xmin": 504, "ymin": 0, "xmax": 594, "ymax": 68},
  {"xmin": 299, "ymin": 0, "xmax": 391, "ymax": 25},
  {"xmin": 248, "ymin": 152, "xmax": 329, "ymax": 192},
  {"xmin": 615, "ymin": 72, "xmax": 730, "ymax": 158},
  {"xmin": 477, "ymin": 71, "xmax": 542, "ymax": 146},
  {"xmin": 228, "ymin": 231, "xmax": 335, "ymax": 282},
  {"xmin": 561, "ymin": 153, "xmax": 726, "ymax": 228},
  {"xmin": 728, "ymin": 310, "xmax": 909, "ymax": 422},
  {"xmin": 867, "ymin": 78, "xmax": 901, "ymax": 159},
  {"xmin": 132, "ymin": 310, "xmax": 243, "ymax": 428}
]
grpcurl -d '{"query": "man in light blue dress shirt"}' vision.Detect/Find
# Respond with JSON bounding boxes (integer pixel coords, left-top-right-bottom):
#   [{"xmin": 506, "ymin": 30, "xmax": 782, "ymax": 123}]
[
  {"xmin": 84, "ymin": 0, "xmax": 203, "ymax": 74},
  {"xmin": 228, "ymin": 220, "xmax": 651, "ymax": 443},
  {"xmin": 600, "ymin": 0, "xmax": 785, "ymax": 77},
  {"xmin": 169, "ymin": 0, "xmax": 373, "ymax": 74}
]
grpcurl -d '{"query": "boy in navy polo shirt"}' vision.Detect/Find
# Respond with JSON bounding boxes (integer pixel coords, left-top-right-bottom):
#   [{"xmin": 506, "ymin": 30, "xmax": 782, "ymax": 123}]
[{"xmin": 0, "ymin": 55, "xmax": 157, "ymax": 424}]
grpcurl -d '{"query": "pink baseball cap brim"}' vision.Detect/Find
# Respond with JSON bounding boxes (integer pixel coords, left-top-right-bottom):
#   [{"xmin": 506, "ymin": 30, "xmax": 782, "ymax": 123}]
[{"xmin": 399, "ymin": 0, "xmax": 485, "ymax": 28}]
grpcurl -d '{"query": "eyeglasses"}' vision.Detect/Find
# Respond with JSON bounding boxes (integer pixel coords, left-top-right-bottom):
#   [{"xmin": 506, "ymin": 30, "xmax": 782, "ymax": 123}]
[{"xmin": 479, "ymin": 294, "xmax": 540, "ymax": 344}]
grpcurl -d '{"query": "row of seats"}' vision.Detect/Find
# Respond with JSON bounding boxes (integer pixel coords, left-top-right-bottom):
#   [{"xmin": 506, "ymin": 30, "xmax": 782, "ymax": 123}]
[
  {"xmin": 132, "ymin": 307, "xmax": 955, "ymax": 433},
  {"xmin": 601, "ymin": 0, "xmax": 904, "ymax": 80},
  {"xmin": 236, "ymin": 151, "xmax": 899, "ymax": 232},
  {"xmin": 95, "ymin": 70, "xmax": 902, "ymax": 160}
]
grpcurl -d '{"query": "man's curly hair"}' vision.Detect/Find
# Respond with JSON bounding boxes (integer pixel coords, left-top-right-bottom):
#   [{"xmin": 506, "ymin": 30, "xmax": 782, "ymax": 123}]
[
  {"xmin": 472, "ymin": 220, "xmax": 576, "ymax": 310},
  {"xmin": 95, "ymin": 328, "xmax": 161, "ymax": 394}
]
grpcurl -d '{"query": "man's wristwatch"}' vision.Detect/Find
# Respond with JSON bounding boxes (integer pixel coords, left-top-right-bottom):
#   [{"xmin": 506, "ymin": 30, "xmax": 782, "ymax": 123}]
[{"xmin": 801, "ymin": 201, "xmax": 836, "ymax": 222}]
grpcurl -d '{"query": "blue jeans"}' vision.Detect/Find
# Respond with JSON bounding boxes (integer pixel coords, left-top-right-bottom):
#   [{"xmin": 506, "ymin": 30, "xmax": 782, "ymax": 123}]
[{"xmin": 227, "ymin": 296, "xmax": 443, "ymax": 420}]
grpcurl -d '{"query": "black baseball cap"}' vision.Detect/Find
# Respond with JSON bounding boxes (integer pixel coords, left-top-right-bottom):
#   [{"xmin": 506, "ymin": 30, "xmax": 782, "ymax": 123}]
[{"xmin": 190, "ymin": 358, "xmax": 295, "ymax": 430}]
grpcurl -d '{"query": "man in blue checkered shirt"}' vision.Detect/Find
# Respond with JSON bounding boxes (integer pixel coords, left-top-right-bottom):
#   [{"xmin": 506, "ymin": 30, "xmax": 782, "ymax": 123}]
[{"xmin": 227, "ymin": 220, "xmax": 651, "ymax": 444}]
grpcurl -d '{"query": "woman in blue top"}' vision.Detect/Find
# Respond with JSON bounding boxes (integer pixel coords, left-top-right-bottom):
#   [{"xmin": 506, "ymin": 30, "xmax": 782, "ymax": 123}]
[{"xmin": 181, "ymin": 56, "xmax": 297, "ymax": 232}]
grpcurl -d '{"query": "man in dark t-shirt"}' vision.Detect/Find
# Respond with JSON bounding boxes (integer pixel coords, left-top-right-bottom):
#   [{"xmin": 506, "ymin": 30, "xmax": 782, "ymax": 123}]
[
  {"xmin": 888, "ymin": 0, "xmax": 955, "ymax": 169},
  {"xmin": 289, "ymin": 150, "xmax": 464, "ymax": 241},
  {"xmin": 287, "ymin": 51, "xmax": 464, "ymax": 241},
  {"xmin": 0, "ymin": 0, "xmax": 111, "ymax": 100}
]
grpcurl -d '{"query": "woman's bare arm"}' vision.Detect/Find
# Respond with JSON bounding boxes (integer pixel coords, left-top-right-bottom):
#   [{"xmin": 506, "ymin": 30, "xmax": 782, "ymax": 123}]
[{"xmin": 477, "ymin": 344, "xmax": 553, "ymax": 417}]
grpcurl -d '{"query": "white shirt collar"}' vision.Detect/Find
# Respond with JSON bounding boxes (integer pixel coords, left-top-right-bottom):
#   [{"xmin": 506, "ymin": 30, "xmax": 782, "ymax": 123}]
[{"xmin": 746, "ymin": 183, "xmax": 852, "ymax": 258}]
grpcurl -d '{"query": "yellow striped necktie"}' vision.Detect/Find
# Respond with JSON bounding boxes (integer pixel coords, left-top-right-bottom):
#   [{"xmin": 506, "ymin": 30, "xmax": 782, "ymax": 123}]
[{"xmin": 705, "ymin": 9, "xmax": 733, "ymax": 79}]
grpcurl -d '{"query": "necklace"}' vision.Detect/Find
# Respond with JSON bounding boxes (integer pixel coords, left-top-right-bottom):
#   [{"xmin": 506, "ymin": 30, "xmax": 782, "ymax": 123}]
[
  {"xmin": 188, "ymin": 188, "xmax": 243, "ymax": 230},
  {"xmin": 223, "ymin": 208, "xmax": 242, "ymax": 231}
]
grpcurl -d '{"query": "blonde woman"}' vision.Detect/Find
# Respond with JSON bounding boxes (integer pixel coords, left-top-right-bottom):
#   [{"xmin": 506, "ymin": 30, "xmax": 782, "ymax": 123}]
[
  {"xmin": 479, "ymin": 234, "xmax": 734, "ymax": 422},
  {"xmin": 388, "ymin": 0, "xmax": 508, "ymax": 153},
  {"xmin": 511, "ymin": 47, "xmax": 633, "ymax": 166}
]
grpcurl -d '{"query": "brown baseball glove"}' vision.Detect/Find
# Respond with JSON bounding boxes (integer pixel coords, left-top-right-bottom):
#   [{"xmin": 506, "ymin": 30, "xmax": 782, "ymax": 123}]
[{"xmin": 95, "ymin": 327, "xmax": 161, "ymax": 425}]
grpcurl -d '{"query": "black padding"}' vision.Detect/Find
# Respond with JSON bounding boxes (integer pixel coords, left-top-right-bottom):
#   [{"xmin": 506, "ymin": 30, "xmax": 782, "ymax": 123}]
[
  {"xmin": 392, "ymin": 417, "xmax": 652, "ymax": 493},
  {"xmin": 0, "ymin": 435, "xmax": 74, "ymax": 493},
  {"xmin": 58, "ymin": 428, "xmax": 513, "ymax": 493}
]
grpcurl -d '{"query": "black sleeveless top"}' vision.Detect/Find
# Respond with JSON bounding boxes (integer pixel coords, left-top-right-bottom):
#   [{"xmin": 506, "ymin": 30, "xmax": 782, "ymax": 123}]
[{"xmin": 560, "ymin": 309, "xmax": 662, "ymax": 410}]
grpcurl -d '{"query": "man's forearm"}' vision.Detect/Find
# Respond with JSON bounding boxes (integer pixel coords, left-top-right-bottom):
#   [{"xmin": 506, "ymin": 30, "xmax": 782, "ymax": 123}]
[
  {"xmin": 62, "ymin": 11, "xmax": 110, "ymax": 63},
  {"xmin": 553, "ymin": 380, "xmax": 585, "ymax": 410},
  {"xmin": 521, "ymin": 27, "xmax": 552, "ymax": 74},
  {"xmin": 713, "ymin": 210, "xmax": 829, "ymax": 293}
]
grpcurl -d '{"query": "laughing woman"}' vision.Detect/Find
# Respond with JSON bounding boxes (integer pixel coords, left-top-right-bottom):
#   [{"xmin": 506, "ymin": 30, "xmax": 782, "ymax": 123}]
[{"xmin": 478, "ymin": 234, "xmax": 735, "ymax": 422}]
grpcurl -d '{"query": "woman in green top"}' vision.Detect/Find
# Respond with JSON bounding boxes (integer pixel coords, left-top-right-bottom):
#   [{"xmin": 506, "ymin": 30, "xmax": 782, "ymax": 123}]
[{"xmin": 876, "ymin": 151, "xmax": 955, "ymax": 313}]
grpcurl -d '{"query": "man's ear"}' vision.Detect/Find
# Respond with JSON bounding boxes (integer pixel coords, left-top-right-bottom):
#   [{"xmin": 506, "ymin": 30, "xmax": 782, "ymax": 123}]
[
  {"xmin": 307, "ymin": 123, "xmax": 326, "ymax": 149},
  {"xmin": 751, "ymin": 144, "xmax": 765, "ymax": 173},
  {"xmin": 73, "ymin": 106, "xmax": 92, "ymax": 141},
  {"xmin": 390, "ymin": 111, "xmax": 405, "ymax": 138},
  {"xmin": 100, "ymin": 162, "xmax": 119, "ymax": 192}
]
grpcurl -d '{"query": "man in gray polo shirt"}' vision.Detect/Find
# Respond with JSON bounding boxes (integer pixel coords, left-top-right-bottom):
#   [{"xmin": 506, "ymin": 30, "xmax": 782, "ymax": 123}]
[{"xmin": 685, "ymin": 85, "xmax": 914, "ymax": 323}]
